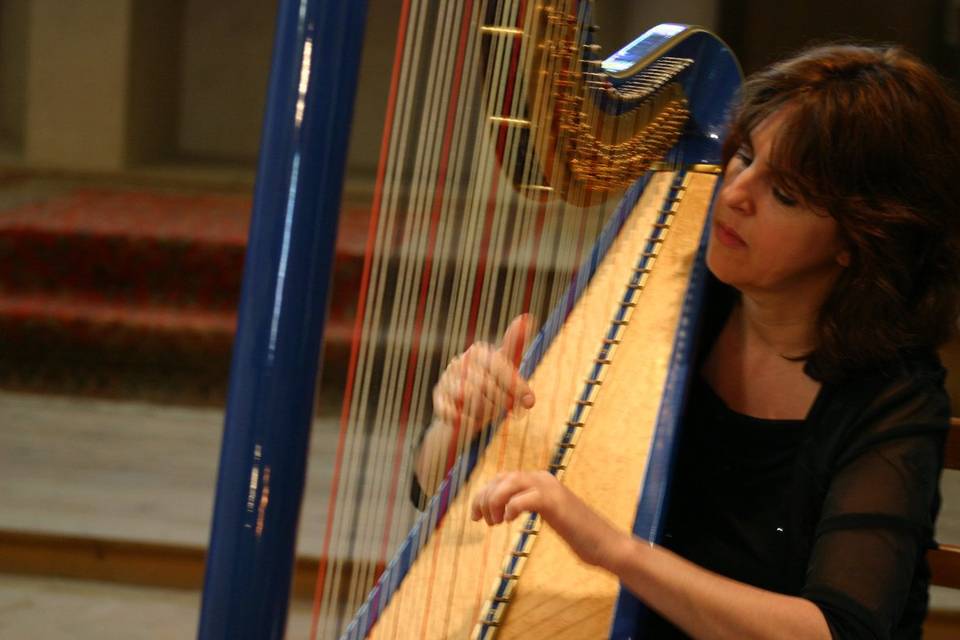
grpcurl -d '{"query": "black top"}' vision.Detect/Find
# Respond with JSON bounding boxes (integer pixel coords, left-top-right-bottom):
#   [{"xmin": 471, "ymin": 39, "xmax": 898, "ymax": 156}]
[
  {"xmin": 662, "ymin": 375, "xmax": 808, "ymax": 595},
  {"xmin": 410, "ymin": 283, "xmax": 950, "ymax": 639},
  {"xmin": 646, "ymin": 283, "xmax": 950, "ymax": 639}
]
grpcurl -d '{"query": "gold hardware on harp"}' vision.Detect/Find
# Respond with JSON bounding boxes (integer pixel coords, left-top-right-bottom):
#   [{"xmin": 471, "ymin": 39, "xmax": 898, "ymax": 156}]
[
  {"xmin": 489, "ymin": 116, "xmax": 532, "ymax": 128},
  {"xmin": 480, "ymin": 26, "xmax": 525, "ymax": 36},
  {"xmin": 494, "ymin": 6, "xmax": 696, "ymax": 204},
  {"xmin": 689, "ymin": 163, "xmax": 725, "ymax": 174}
]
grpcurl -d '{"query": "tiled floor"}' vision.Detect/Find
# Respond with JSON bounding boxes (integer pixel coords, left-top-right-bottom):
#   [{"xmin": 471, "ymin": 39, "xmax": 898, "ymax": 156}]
[
  {"xmin": 0, "ymin": 390, "xmax": 338, "ymax": 638},
  {"xmin": 0, "ymin": 390, "xmax": 338, "ymax": 556},
  {"xmin": 0, "ymin": 573, "xmax": 955, "ymax": 640},
  {"xmin": 0, "ymin": 573, "xmax": 314, "ymax": 639},
  {"xmin": 2, "ymin": 389, "xmax": 960, "ymax": 639}
]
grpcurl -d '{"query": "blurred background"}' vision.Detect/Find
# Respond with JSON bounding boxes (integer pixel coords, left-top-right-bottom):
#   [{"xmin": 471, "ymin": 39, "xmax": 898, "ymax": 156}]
[{"xmin": 1, "ymin": 0, "xmax": 960, "ymax": 637}]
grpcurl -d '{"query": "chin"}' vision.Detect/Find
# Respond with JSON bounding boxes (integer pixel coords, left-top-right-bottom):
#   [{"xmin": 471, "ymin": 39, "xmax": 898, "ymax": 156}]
[{"xmin": 705, "ymin": 242, "xmax": 738, "ymax": 285}]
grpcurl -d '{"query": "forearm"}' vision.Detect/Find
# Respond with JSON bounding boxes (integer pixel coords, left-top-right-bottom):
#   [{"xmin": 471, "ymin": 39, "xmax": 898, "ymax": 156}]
[
  {"xmin": 417, "ymin": 316, "xmax": 535, "ymax": 499},
  {"xmin": 605, "ymin": 536, "xmax": 830, "ymax": 640},
  {"xmin": 472, "ymin": 471, "xmax": 832, "ymax": 638},
  {"xmin": 413, "ymin": 418, "xmax": 455, "ymax": 497}
]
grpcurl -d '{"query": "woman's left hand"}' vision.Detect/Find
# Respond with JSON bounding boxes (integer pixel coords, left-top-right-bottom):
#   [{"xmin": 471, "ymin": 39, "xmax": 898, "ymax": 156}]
[{"xmin": 470, "ymin": 470, "xmax": 627, "ymax": 569}]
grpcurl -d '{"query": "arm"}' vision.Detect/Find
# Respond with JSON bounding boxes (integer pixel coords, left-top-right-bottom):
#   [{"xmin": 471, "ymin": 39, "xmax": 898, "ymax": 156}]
[
  {"xmin": 610, "ymin": 535, "xmax": 830, "ymax": 640},
  {"xmin": 413, "ymin": 417, "xmax": 458, "ymax": 498},
  {"xmin": 472, "ymin": 471, "xmax": 830, "ymax": 640},
  {"xmin": 413, "ymin": 314, "xmax": 536, "ymax": 498},
  {"xmin": 473, "ymin": 370, "xmax": 949, "ymax": 640}
]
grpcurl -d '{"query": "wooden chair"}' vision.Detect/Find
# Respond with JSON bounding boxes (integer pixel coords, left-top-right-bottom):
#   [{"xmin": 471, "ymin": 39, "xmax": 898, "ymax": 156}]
[
  {"xmin": 924, "ymin": 417, "xmax": 960, "ymax": 637},
  {"xmin": 929, "ymin": 417, "xmax": 960, "ymax": 588}
]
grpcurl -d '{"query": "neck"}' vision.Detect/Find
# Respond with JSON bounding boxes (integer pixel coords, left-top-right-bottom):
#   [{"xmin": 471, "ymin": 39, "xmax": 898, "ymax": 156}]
[{"xmin": 736, "ymin": 286, "xmax": 826, "ymax": 358}]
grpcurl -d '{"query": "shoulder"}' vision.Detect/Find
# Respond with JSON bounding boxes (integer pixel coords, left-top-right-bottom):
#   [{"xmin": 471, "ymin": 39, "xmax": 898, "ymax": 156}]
[
  {"xmin": 842, "ymin": 349, "xmax": 947, "ymax": 426},
  {"xmin": 824, "ymin": 349, "xmax": 947, "ymax": 421},
  {"xmin": 809, "ymin": 349, "xmax": 949, "ymax": 470}
]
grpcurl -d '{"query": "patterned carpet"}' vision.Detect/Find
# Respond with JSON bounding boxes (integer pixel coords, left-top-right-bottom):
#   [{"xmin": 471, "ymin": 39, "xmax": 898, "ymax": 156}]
[{"xmin": 0, "ymin": 177, "xmax": 365, "ymax": 405}]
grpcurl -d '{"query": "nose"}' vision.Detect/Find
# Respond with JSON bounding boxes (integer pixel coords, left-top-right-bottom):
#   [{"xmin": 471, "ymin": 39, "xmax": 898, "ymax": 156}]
[{"xmin": 719, "ymin": 164, "xmax": 756, "ymax": 216}]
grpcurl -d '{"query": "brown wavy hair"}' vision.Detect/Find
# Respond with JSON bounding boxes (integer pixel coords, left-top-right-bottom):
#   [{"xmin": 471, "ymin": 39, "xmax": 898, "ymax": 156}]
[{"xmin": 721, "ymin": 44, "xmax": 960, "ymax": 382}]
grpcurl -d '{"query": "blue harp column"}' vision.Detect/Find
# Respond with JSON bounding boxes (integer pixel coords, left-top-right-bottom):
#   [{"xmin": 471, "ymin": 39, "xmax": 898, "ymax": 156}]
[{"xmin": 198, "ymin": 1, "xmax": 368, "ymax": 638}]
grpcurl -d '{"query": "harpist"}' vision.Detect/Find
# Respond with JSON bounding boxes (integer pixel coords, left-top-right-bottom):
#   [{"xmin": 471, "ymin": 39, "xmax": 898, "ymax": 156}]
[{"xmin": 415, "ymin": 44, "xmax": 960, "ymax": 639}]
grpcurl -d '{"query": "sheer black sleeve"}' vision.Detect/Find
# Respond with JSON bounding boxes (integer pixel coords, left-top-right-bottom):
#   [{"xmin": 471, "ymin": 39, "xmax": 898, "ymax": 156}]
[{"xmin": 802, "ymin": 370, "xmax": 949, "ymax": 639}]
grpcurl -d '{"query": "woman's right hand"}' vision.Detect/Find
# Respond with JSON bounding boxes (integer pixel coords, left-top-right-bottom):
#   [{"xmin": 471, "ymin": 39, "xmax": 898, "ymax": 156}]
[
  {"xmin": 414, "ymin": 314, "xmax": 537, "ymax": 501},
  {"xmin": 432, "ymin": 314, "xmax": 536, "ymax": 439}
]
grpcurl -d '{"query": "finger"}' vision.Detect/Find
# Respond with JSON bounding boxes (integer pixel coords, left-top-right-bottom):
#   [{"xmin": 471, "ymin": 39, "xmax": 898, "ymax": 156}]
[
  {"xmin": 504, "ymin": 487, "xmax": 541, "ymax": 521},
  {"xmin": 461, "ymin": 386, "xmax": 498, "ymax": 433},
  {"xmin": 483, "ymin": 350, "xmax": 535, "ymax": 410},
  {"xmin": 485, "ymin": 473, "xmax": 532, "ymax": 524},
  {"xmin": 438, "ymin": 340, "xmax": 531, "ymax": 429},
  {"xmin": 470, "ymin": 370, "xmax": 520, "ymax": 421},
  {"xmin": 470, "ymin": 483, "xmax": 489, "ymax": 522},
  {"xmin": 459, "ymin": 340, "xmax": 533, "ymax": 412},
  {"xmin": 479, "ymin": 484, "xmax": 496, "ymax": 525},
  {"xmin": 437, "ymin": 369, "xmax": 491, "ymax": 420},
  {"xmin": 471, "ymin": 476, "xmax": 508, "ymax": 525},
  {"xmin": 470, "ymin": 478, "xmax": 494, "ymax": 524},
  {"xmin": 498, "ymin": 316, "xmax": 537, "ymax": 408},
  {"xmin": 462, "ymin": 343, "xmax": 531, "ymax": 411},
  {"xmin": 435, "ymin": 374, "xmax": 504, "ymax": 440},
  {"xmin": 459, "ymin": 346, "xmax": 514, "ymax": 413},
  {"xmin": 434, "ymin": 384, "xmax": 475, "ymax": 428},
  {"xmin": 498, "ymin": 314, "xmax": 535, "ymax": 367},
  {"xmin": 433, "ymin": 356, "xmax": 464, "ymax": 413}
]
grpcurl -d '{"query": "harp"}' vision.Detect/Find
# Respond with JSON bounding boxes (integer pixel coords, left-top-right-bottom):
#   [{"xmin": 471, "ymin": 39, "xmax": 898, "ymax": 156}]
[{"xmin": 198, "ymin": 1, "xmax": 740, "ymax": 638}]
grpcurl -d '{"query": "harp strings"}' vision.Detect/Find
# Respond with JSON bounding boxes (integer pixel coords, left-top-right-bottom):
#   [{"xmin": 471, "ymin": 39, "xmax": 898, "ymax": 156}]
[
  {"xmin": 389, "ymin": 2, "xmax": 610, "ymax": 636},
  {"xmin": 430, "ymin": 1, "xmax": 541, "ymax": 633},
  {"xmin": 314, "ymin": 1, "xmax": 618, "ymax": 637},
  {"xmin": 315, "ymin": 0, "xmax": 493, "ymax": 634},
  {"xmin": 314, "ymin": 0, "xmax": 435, "ymax": 633},
  {"xmin": 358, "ymin": 0, "xmax": 468, "ymax": 624},
  {"xmin": 400, "ymin": 1, "xmax": 532, "ymax": 634},
  {"xmin": 397, "ymin": 0, "xmax": 498, "ymax": 631}
]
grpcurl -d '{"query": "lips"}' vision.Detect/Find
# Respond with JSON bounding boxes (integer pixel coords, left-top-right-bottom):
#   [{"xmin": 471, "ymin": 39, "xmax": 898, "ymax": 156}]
[{"xmin": 713, "ymin": 220, "xmax": 747, "ymax": 248}]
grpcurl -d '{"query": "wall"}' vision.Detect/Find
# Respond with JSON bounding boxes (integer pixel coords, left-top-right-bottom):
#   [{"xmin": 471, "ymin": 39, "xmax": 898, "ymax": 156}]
[
  {"xmin": 596, "ymin": 0, "xmax": 719, "ymax": 55},
  {"xmin": 176, "ymin": 0, "xmax": 277, "ymax": 162},
  {"xmin": 9, "ymin": 0, "xmax": 948, "ymax": 174},
  {"xmin": 126, "ymin": 0, "xmax": 183, "ymax": 166},
  {"xmin": 24, "ymin": 0, "xmax": 131, "ymax": 171},
  {"xmin": 720, "ymin": 0, "xmax": 945, "ymax": 75},
  {"xmin": 342, "ymin": 0, "xmax": 403, "ymax": 184},
  {"xmin": 0, "ymin": 0, "xmax": 29, "ymax": 150}
]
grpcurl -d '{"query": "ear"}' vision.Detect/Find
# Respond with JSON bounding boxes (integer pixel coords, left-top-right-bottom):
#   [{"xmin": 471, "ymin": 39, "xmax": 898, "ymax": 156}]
[{"xmin": 836, "ymin": 249, "xmax": 851, "ymax": 268}]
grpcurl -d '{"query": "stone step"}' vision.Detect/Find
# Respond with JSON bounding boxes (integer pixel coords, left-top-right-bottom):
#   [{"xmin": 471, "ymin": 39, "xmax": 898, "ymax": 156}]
[
  {"xmin": 0, "ymin": 184, "xmax": 369, "ymax": 404},
  {"xmin": 0, "ymin": 291, "xmax": 237, "ymax": 404},
  {"xmin": 0, "ymin": 290, "xmax": 362, "ymax": 405},
  {"xmin": 0, "ymin": 179, "xmax": 584, "ymax": 405},
  {"xmin": 0, "ymin": 187, "xmax": 371, "ymax": 309}
]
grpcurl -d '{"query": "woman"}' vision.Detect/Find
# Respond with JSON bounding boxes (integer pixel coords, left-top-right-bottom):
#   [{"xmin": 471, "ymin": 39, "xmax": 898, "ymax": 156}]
[{"xmin": 415, "ymin": 44, "xmax": 960, "ymax": 638}]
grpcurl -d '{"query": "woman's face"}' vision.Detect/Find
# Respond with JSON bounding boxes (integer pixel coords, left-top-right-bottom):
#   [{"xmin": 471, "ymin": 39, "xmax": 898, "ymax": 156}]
[{"xmin": 707, "ymin": 108, "xmax": 849, "ymax": 301}]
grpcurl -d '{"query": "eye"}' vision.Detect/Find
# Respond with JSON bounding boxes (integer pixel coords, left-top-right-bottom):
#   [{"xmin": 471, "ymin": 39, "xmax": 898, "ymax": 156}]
[
  {"xmin": 734, "ymin": 146, "xmax": 753, "ymax": 166},
  {"xmin": 772, "ymin": 185, "xmax": 799, "ymax": 207}
]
